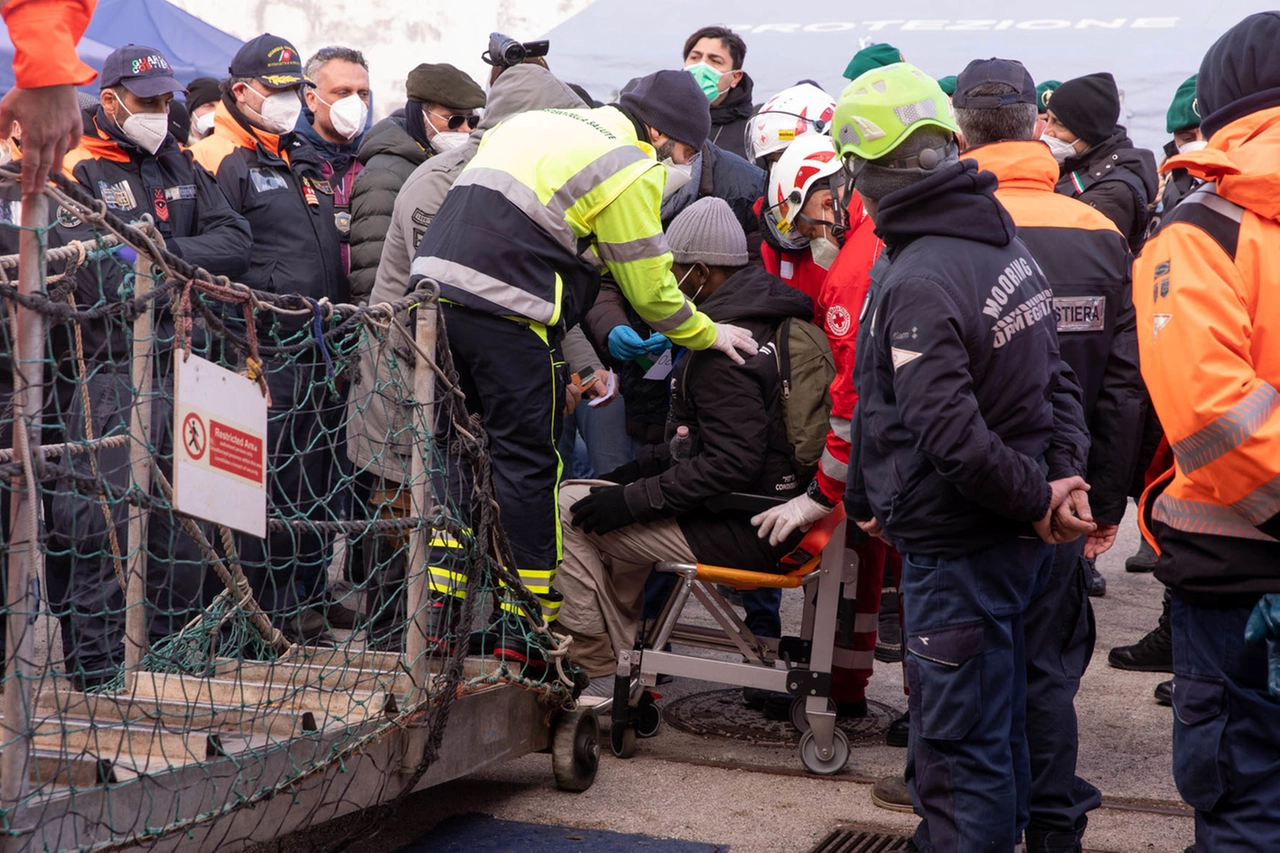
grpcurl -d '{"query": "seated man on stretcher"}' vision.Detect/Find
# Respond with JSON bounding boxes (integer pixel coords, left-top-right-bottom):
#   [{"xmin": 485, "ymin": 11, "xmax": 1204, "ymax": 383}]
[{"xmin": 552, "ymin": 197, "xmax": 816, "ymax": 692}]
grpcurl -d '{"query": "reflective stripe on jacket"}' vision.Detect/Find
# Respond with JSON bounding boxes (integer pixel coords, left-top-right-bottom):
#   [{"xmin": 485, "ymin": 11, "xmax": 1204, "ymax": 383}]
[
  {"xmin": 1134, "ymin": 106, "xmax": 1280, "ymax": 591},
  {"xmin": 410, "ymin": 106, "xmax": 715, "ymax": 347}
]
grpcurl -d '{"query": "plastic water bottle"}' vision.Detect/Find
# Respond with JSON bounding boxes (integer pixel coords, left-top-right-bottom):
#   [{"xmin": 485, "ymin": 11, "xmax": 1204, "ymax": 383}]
[{"xmin": 669, "ymin": 425, "xmax": 692, "ymax": 461}]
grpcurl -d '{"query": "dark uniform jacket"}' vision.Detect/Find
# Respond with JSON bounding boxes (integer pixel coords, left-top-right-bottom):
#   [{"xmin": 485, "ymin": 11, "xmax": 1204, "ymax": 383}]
[
  {"xmin": 846, "ymin": 160, "xmax": 1089, "ymax": 558},
  {"xmin": 627, "ymin": 265, "xmax": 810, "ymax": 571},
  {"xmin": 1055, "ymin": 126, "xmax": 1158, "ymax": 252},
  {"xmin": 969, "ymin": 141, "xmax": 1144, "ymax": 526},
  {"xmin": 708, "ymin": 73, "xmax": 755, "ymax": 161},
  {"xmin": 191, "ymin": 100, "xmax": 347, "ymax": 305},
  {"xmin": 348, "ymin": 112, "xmax": 429, "ymax": 302},
  {"xmin": 59, "ymin": 109, "xmax": 253, "ymax": 360}
]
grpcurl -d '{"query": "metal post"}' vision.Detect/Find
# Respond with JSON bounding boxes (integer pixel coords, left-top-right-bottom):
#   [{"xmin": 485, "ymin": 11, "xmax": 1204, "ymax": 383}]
[
  {"xmin": 122, "ymin": 249, "xmax": 155, "ymax": 675},
  {"xmin": 2, "ymin": 192, "xmax": 49, "ymax": 831},
  {"xmin": 402, "ymin": 294, "xmax": 438, "ymax": 706}
]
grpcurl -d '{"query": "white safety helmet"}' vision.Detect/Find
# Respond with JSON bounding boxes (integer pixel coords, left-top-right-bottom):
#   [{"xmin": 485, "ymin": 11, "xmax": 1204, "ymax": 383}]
[
  {"xmin": 763, "ymin": 134, "xmax": 843, "ymax": 251},
  {"xmin": 745, "ymin": 83, "xmax": 836, "ymax": 166}
]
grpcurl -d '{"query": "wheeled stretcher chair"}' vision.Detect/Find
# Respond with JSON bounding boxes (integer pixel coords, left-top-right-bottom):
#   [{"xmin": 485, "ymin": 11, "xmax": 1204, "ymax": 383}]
[{"xmin": 606, "ymin": 504, "xmax": 850, "ymax": 775}]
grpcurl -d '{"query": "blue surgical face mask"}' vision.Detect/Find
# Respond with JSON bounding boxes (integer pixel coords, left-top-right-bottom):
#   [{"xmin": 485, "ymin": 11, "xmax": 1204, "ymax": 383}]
[{"xmin": 686, "ymin": 62, "xmax": 724, "ymax": 102}]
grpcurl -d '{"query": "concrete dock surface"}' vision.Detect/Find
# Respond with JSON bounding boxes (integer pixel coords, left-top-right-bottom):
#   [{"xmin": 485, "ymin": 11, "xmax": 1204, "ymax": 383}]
[{"xmin": 258, "ymin": 511, "xmax": 1194, "ymax": 853}]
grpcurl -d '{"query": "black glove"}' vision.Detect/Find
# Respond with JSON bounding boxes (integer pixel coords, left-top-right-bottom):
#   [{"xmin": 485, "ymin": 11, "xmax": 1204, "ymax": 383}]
[
  {"xmin": 599, "ymin": 460, "xmax": 642, "ymax": 485},
  {"xmin": 570, "ymin": 485, "xmax": 636, "ymax": 535}
]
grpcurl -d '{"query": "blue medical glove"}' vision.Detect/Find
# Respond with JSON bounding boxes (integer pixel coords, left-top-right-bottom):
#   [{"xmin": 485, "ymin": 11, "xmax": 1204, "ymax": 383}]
[
  {"xmin": 643, "ymin": 332, "xmax": 672, "ymax": 354},
  {"xmin": 607, "ymin": 325, "xmax": 649, "ymax": 360},
  {"xmin": 1244, "ymin": 593, "xmax": 1280, "ymax": 696}
]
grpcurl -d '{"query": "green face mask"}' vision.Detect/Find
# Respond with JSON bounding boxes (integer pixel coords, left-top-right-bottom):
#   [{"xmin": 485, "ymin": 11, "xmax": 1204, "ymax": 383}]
[{"xmin": 686, "ymin": 62, "xmax": 723, "ymax": 102}]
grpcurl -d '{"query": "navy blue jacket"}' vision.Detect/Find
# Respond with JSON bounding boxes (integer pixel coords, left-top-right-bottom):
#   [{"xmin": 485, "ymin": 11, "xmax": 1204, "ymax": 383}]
[{"xmin": 845, "ymin": 160, "xmax": 1089, "ymax": 557}]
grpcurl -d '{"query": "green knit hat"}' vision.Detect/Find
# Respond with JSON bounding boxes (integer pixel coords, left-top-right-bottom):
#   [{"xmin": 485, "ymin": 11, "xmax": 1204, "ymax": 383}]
[
  {"xmin": 842, "ymin": 43, "xmax": 904, "ymax": 80},
  {"xmin": 1035, "ymin": 80, "xmax": 1061, "ymax": 113},
  {"xmin": 937, "ymin": 75, "xmax": 958, "ymax": 96},
  {"xmin": 1166, "ymin": 75, "xmax": 1201, "ymax": 133}
]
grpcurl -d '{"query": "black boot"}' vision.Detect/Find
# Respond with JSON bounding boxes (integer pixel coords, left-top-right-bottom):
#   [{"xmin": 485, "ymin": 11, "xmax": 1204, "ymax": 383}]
[
  {"xmin": 1154, "ymin": 679, "xmax": 1172, "ymax": 706},
  {"xmin": 1087, "ymin": 558, "xmax": 1107, "ymax": 597},
  {"xmin": 1125, "ymin": 538, "xmax": 1158, "ymax": 573},
  {"xmin": 1108, "ymin": 595, "xmax": 1172, "ymax": 672}
]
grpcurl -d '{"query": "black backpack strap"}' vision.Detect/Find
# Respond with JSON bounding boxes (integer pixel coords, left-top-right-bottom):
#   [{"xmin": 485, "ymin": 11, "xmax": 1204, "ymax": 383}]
[{"xmin": 1156, "ymin": 182, "xmax": 1244, "ymax": 260}]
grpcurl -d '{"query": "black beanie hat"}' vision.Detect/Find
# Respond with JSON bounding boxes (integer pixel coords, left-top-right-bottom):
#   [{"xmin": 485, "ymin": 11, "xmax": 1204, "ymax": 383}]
[
  {"xmin": 618, "ymin": 70, "xmax": 711, "ymax": 151},
  {"xmin": 185, "ymin": 76, "xmax": 221, "ymax": 116},
  {"xmin": 1048, "ymin": 72, "xmax": 1120, "ymax": 146},
  {"xmin": 1198, "ymin": 11, "xmax": 1280, "ymax": 139}
]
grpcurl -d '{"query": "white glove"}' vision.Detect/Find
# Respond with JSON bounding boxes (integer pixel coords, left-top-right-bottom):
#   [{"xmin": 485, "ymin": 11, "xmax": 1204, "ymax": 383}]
[
  {"xmin": 751, "ymin": 493, "xmax": 832, "ymax": 547},
  {"xmin": 709, "ymin": 322, "xmax": 759, "ymax": 366}
]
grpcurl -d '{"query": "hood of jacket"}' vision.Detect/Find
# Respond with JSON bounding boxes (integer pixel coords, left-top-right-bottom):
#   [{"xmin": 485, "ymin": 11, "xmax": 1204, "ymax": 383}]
[
  {"xmin": 1060, "ymin": 126, "xmax": 1158, "ymax": 200},
  {"xmin": 965, "ymin": 140, "xmax": 1059, "ymax": 193},
  {"xmin": 1163, "ymin": 104, "xmax": 1280, "ymax": 222},
  {"xmin": 356, "ymin": 112, "xmax": 426, "ymax": 167},
  {"xmin": 711, "ymin": 73, "xmax": 755, "ymax": 125},
  {"xmin": 872, "ymin": 159, "xmax": 1017, "ymax": 256},
  {"xmin": 417, "ymin": 64, "xmax": 586, "ymax": 179},
  {"xmin": 697, "ymin": 264, "xmax": 813, "ymax": 326}
]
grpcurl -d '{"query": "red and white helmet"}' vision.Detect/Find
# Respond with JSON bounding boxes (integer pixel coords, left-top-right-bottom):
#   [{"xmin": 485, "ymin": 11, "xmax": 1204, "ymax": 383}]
[
  {"xmin": 745, "ymin": 83, "xmax": 837, "ymax": 166},
  {"xmin": 763, "ymin": 134, "xmax": 842, "ymax": 251}
]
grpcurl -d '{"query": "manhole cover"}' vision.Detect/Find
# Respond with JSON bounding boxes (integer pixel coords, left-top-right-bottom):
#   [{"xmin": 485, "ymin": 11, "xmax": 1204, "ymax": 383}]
[
  {"xmin": 662, "ymin": 689, "xmax": 894, "ymax": 745},
  {"xmin": 809, "ymin": 827, "xmax": 913, "ymax": 852}
]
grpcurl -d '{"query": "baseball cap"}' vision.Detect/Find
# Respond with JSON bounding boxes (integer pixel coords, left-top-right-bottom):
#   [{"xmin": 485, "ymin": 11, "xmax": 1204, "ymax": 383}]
[
  {"xmin": 229, "ymin": 33, "xmax": 308, "ymax": 89},
  {"xmin": 952, "ymin": 58, "xmax": 1036, "ymax": 110},
  {"xmin": 100, "ymin": 44, "xmax": 184, "ymax": 98}
]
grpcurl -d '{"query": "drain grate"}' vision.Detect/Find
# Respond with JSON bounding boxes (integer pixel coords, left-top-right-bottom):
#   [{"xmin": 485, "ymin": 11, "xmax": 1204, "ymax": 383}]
[
  {"xmin": 662, "ymin": 689, "xmax": 894, "ymax": 746},
  {"xmin": 809, "ymin": 826, "xmax": 914, "ymax": 853}
]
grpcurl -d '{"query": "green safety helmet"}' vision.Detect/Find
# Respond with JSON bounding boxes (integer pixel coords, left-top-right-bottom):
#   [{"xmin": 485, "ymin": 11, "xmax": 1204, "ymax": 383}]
[{"xmin": 832, "ymin": 62, "xmax": 958, "ymax": 163}]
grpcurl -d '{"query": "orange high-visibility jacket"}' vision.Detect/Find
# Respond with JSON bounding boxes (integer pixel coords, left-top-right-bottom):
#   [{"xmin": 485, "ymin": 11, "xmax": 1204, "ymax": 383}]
[
  {"xmin": 1134, "ymin": 106, "xmax": 1280, "ymax": 547},
  {"xmin": 2, "ymin": 0, "xmax": 98, "ymax": 88}
]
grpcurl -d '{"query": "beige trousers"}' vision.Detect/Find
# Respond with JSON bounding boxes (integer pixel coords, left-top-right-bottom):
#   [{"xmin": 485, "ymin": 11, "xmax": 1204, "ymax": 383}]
[{"xmin": 554, "ymin": 480, "xmax": 696, "ymax": 677}]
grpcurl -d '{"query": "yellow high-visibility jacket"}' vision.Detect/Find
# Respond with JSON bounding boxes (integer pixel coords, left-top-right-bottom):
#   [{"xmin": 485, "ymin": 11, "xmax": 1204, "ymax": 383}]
[{"xmin": 410, "ymin": 105, "xmax": 716, "ymax": 349}]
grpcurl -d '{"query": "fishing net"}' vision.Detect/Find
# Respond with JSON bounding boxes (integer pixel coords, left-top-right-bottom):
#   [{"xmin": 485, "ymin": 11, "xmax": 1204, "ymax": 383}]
[{"xmin": 0, "ymin": 167, "xmax": 581, "ymax": 852}]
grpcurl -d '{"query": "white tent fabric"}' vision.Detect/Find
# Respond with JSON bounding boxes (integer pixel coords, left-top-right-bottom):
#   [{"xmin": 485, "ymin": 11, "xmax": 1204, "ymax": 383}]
[{"xmin": 543, "ymin": 2, "xmax": 1268, "ymax": 154}]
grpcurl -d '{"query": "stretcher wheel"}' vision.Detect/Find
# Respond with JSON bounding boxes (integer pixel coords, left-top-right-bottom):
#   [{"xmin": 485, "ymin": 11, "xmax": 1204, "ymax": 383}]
[
  {"xmin": 798, "ymin": 728, "xmax": 849, "ymax": 776},
  {"xmin": 789, "ymin": 696, "xmax": 836, "ymax": 733},
  {"xmin": 610, "ymin": 722, "xmax": 637, "ymax": 759},
  {"xmin": 635, "ymin": 700, "xmax": 661, "ymax": 739},
  {"xmin": 552, "ymin": 708, "xmax": 600, "ymax": 792}
]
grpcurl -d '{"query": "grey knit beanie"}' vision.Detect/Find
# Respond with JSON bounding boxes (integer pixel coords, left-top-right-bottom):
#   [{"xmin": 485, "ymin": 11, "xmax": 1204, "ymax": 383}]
[
  {"xmin": 619, "ymin": 70, "xmax": 712, "ymax": 150},
  {"xmin": 666, "ymin": 197, "xmax": 749, "ymax": 266}
]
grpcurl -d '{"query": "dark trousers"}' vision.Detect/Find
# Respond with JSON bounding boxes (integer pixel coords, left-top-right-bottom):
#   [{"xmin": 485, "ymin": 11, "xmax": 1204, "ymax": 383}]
[
  {"xmin": 1023, "ymin": 538, "xmax": 1102, "ymax": 852},
  {"xmin": 904, "ymin": 537, "xmax": 1054, "ymax": 853},
  {"xmin": 237, "ymin": 355, "xmax": 345, "ymax": 624},
  {"xmin": 443, "ymin": 305, "xmax": 566, "ymax": 578},
  {"xmin": 50, "ymin": 371, "xmax": 221, "ymax": 683},
  {"xmin": 1171, "ymin": 594, "xmax": 1280, "ymax": 850}
]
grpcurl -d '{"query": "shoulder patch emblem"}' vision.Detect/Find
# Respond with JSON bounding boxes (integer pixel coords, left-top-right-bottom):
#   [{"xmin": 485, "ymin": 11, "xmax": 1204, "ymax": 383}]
[
  {"xmin": 891, "ymin": 347, "xmax": 922, "ymax": 371},
  {"xmin": 826, "ymin": 304, "xmax": 852, "ymax": 337}
]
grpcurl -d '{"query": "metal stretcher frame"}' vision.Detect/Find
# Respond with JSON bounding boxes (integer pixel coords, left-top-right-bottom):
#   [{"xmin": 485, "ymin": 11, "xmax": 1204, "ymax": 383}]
[{"xmin": 608, "ymin": 506, "xmax": 851, "ymax": 775}]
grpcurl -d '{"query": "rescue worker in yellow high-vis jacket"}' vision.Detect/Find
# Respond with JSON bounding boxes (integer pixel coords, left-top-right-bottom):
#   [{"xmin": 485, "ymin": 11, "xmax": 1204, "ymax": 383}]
[{"xmin": 409, "ymin": 70, "xmax": 758, "ymax": 665}]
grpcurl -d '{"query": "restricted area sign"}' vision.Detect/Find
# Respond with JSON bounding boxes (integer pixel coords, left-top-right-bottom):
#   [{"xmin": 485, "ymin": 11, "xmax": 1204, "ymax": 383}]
[{"xmin": 173, "ymin": 354, "xmax": 268, "ymax": 538}]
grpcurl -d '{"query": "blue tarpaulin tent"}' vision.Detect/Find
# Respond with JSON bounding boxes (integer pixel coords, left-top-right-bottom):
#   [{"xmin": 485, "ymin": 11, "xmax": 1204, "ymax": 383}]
[
  {"xmin": 0, "ymin": 0, "xmax": 243, "ymax": 92},
  {"xmin": 543, "ymin": 1, "xmax": 1269, "ymax": 153}
]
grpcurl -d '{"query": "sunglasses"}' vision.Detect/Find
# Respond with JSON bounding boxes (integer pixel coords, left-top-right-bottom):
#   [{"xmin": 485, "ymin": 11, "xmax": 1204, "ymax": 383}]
[{"xmin": 431, "ymin": 111, "xmax": 480, "ymax": 131}]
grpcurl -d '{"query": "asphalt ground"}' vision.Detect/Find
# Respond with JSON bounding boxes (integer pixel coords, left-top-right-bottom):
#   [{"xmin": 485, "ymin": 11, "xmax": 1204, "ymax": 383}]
[{"xmin": 252, "ymin": 509, "xmax": 1194, "ymax": 853}]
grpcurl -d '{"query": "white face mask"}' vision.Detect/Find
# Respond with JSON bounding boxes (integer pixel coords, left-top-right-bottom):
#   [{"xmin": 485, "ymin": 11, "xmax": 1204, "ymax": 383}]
[
  {"xmin": 113, "ymin": 99, "xmax": 168, "ymax": 155},
  {"xmin": 1042, "ymin": 134, "xmax": 1078, "ymax": 165},
  {"xmin": 809, "ymin": 231, "xmax": 840, "ymax": 270},
  {"xmin": 1177, "ymin": 139, "xmax": 1207, "ymax": 155},
  {"xmin": 315, "ymin": 93, "xmax": 367, "ymax": 140},
  {"xmin": 661, "ymin": 158, "xmax": 693, "ymax": 199},
  {"xmin": 431, "ymin": 131, "xmax": 470, "ymax": 152},
  {"xmin": 245, "ymin": 88, "xmax": 302, "ymax": 134},
  {"xmin": 192, "ymin": 110, "xmax": 216, "ymax": 138}
]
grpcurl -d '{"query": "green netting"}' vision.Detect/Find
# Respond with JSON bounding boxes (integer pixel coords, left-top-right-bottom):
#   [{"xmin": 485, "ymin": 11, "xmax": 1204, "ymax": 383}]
[{"xmin": 0, "ymin": 169, "xmax": 582, "ymax": 852}]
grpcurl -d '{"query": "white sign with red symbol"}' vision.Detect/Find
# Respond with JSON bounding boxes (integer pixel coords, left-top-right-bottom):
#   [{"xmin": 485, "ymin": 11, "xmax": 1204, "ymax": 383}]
[{"xmin": 173, "ymin": 354, "xmax": 268, "ymax": 538}]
